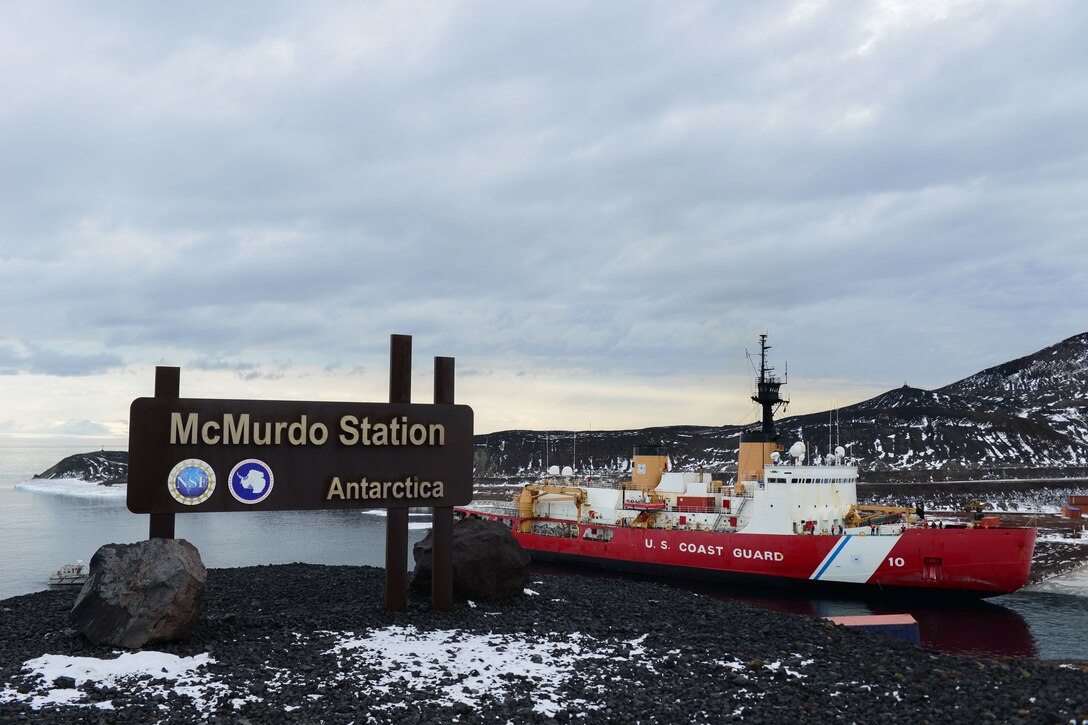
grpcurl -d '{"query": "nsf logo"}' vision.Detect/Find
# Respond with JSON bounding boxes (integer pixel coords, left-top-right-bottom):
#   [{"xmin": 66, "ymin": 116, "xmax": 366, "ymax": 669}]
[
  {"xmin": 228, "ymin": 459, "xmax": 275, "ymax": 505},
  {"xmin": 167, "ymin": 459, "xmax": 216, "ymax": 505}
]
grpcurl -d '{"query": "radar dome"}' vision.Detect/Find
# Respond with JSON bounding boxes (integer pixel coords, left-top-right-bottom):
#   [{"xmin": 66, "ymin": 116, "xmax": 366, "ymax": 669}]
[
  {"xmin": 561, "ymin": 465, "xmax": 574, "ymax": 477},
  {"xmin": 548, "ymin": 465, "xmax": 560, "ymax": 476},
  {"xmin": 789, "ymin": 442, "xmax": 806, "ymax": 463},
  {"xmin": 834, "ymin": 446, "xmax": 846, "ymax": 462},
  {"xmin": 770, "ymin": 451, "xmax": 781, "ymax": 463}
]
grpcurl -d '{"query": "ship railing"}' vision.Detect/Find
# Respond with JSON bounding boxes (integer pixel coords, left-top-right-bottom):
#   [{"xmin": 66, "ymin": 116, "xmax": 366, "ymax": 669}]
[
  {"xmin": 710, "ymin": 499, "xmax": 747, "ymax": 531},
  {"xmin": 711, "ymin": 512, "xmax": 737, "ymax": 531},
  {"xmin": 668, "ymin": 505, "xmax": 718, "ymax": 514},
  {"xmin": 723, "ymin": 490, "xmax": 756, "ymax": 500},
  {"xmin": 464, "ymin": 501, "xmax": 520, "ymax": 517},
  {"xmin": 484, "ymin": 502, "xmax": 521, "ymax": 516}
]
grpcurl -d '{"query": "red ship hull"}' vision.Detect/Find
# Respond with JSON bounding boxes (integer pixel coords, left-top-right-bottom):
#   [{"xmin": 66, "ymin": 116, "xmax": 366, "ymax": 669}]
[{"xmin": 462, "ymin": 511, "xmax": 1036, "ymax": 597}]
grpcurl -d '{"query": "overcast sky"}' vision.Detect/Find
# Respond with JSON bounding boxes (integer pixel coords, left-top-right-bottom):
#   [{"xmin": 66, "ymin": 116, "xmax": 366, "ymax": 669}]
[{"xmin": 1, "ymin": 0, "xmax": 1086, "ymax": 438}]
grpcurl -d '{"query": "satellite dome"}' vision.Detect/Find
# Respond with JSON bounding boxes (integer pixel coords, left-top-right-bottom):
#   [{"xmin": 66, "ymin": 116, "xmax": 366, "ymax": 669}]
[
  {"xmin": 548, "ymin": 465, "xmax": 560, "ymax": 476},
  {"xmin": 834, "ymin": 446, "xmax": 846, "ymax": 461},
  {"xmin": 770, "ymin": 451, "xmax": 781, "ymax": 463},
  {"xmin": 561, "ymin": 465, "xmax": 574, "ymax": 477},
  {"xmin": 789, "ymin": 442, "xmax": 806, "ymax": 462}
]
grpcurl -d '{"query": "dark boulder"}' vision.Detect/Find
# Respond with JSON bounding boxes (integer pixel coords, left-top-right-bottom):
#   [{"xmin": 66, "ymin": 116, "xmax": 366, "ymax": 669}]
[
  {"xmin": 410, "ymin": 517, "xmax": 530, "ymax": 601},
  {"xmin": 69, "ymin": 539, "xmax": 206, "ymax": 648}
]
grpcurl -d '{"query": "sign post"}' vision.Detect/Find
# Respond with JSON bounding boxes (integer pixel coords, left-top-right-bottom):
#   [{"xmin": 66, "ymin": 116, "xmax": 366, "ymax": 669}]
[
  {"xmin": 432, "ymin": 355, "xmax": 456, "ymax": 612},
  {"xmin": 385, "ymin": 334, "xmax": 412, "ymax": 612},
  {"xmin": 127, "ymin": 334, "xmax": 472, "ymax": 612},
  {"xmin": 149, "ymin": 365, "xmax": 180, "ymax": 540}
]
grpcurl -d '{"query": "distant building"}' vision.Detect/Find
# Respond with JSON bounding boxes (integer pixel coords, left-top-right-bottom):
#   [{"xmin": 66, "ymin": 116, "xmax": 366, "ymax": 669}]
[{"xmin": 1061, "ymin": 494, "xmax": 1087, "ymax": 519}]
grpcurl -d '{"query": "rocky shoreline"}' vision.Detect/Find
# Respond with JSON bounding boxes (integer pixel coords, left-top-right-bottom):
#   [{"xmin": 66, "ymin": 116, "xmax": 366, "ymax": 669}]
[{"xmin": 2, "ymin": 564, "xmax": 1087, "ymax": 724}]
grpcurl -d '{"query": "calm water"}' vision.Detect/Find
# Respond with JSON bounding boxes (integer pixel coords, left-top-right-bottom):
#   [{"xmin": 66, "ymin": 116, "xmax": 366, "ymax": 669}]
[
  {"xmin": 2, "ymin": 438, "xmax": 1086, "ymax": 661},
  {"xmin": 0, "ymin": 438, "xmax": 429, "ymax": 602}
]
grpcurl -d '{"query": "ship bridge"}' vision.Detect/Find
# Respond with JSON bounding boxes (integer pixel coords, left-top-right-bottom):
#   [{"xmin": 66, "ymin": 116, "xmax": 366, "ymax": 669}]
[{"xmin": 739, "ymin": 463, "xmax": 859, "ymax": 535}]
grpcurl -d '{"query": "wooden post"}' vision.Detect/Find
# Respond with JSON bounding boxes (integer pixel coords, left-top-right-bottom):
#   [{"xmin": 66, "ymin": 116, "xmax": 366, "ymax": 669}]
[
  {"xmin": 385, "ymin": 334, "xmax": 412, "ymax": 612},
  {"xmin": 432, "ymin": 356, "xmax": 455, "ymax": 612},
  {"xmin": 149, "ymin": 366, "xmax": 180, "ymax": 539}
]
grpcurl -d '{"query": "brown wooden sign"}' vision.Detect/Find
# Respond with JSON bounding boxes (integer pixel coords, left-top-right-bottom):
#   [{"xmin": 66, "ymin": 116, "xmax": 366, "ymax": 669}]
[
  {"xmin": 130, "ymin": 335, "xmax": 462, "ymax": 613},
  {"xmin": 128, "ymin": 397, "xmax": 474, "ymax": 514}
]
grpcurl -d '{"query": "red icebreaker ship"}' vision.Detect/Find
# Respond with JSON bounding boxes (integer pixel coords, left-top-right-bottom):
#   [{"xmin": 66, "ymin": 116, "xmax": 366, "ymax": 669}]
[{"xmin": 457, "ymin": 336, "xmax": 1036, "ymax": 597}]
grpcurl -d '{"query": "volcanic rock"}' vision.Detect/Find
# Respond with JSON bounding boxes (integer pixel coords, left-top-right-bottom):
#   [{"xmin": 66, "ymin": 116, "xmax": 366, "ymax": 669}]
[
  {"xmin": 410, "ymin": 516, "xmax": 530, "ymax": 601},
  {"xmin": 69, "ymin": 539, "xmax": 206, "ymax": 648}
]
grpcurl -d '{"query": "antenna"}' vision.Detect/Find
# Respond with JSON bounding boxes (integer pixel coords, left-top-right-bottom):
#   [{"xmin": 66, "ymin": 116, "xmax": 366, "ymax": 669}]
[
  {"xmin": 828, "ymin": 408, "xmax": 832, "ymax": 463},
  {"xmin": 573, "ymin": 431, "xmax": 577, "ymax": 473}
]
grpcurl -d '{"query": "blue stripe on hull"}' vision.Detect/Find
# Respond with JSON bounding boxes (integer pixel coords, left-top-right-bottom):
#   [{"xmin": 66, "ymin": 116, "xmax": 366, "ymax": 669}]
[{"xmin": 811, "ymin": 535, "xmax": 852, "ymax": 581}]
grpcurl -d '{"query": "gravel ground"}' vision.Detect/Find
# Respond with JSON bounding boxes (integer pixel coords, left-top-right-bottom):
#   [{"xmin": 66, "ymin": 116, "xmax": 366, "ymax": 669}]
[{"xmin": 2, "ymin": 565, "xmax": 1087, "ymax": 724}]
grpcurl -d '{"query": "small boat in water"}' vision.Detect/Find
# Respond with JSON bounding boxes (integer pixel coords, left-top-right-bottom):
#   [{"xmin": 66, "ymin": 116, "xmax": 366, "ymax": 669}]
[
  {"xmin": 48, "ymin": 561, "xmax": 88, "ymax": 587},
  {"xmin": 456, "ymin": 335, "xmax": 1038, "ymax": 598}
]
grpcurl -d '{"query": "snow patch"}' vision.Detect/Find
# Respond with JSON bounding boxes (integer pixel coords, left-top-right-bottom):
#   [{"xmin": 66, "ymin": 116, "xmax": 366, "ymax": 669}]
[
  {"xmin": 0, "ymin": 651, "xmax": 229, "ymax": 712},
  {"xmin": 322, "ymin": 626, "xmax": 654, "ymax": 716},
  {"xmin": 14, "ymin": 479, "xmax": 126, "ymax": 499}
]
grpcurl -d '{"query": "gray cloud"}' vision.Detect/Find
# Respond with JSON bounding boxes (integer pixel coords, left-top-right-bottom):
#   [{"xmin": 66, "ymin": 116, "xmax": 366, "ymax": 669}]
[
  {"xmin": 41, "ymin": 419, "xmax": 115, "ymax": 436},
  {"xmin": 1, "ymin": 0, "xmax": 1086, "ymax": 426},
  {"xmin": 0, "ymin": 342, "xmax": 123, "ymax": 377}
]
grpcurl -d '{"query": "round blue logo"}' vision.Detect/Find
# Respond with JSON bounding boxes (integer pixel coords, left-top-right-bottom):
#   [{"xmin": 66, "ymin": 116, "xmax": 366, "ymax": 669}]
[
  {"xmin": 168, "ymin": 459, "xmax": 216, "ymax": 505},
  {"xmin": 228, "ymin": 459, "xmax": 274, "ymax": 505}
]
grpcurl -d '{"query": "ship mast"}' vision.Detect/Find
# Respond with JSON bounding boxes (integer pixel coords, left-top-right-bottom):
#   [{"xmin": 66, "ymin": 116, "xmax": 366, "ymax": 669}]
[
  {"xmin": 735, "ymin": 334, "xmax": 790, "ymax": 486},
  {"xmin": 751, "ymin": 334, "xmax": 788, "ymax": 435}
]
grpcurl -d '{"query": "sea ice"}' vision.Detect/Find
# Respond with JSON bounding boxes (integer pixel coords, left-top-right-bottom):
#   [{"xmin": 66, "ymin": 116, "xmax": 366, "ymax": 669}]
[{"xmin": 15, "ymin": 478, "xmax": 126, "ymax": 499}]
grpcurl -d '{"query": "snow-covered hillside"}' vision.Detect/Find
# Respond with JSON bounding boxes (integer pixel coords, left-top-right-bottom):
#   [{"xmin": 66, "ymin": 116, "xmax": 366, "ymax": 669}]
[{"xmin": 474, "ymin": 333, "xmax": 1088, "ymax": 480}]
